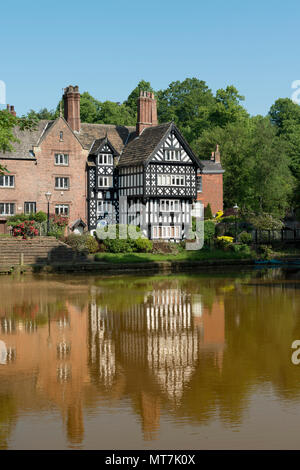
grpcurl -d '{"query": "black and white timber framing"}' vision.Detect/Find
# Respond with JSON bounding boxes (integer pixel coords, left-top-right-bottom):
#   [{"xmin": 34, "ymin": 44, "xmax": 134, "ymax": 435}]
[{"xmin": 87, "ymin": 123, "xmax": 203, "ymax": 240}]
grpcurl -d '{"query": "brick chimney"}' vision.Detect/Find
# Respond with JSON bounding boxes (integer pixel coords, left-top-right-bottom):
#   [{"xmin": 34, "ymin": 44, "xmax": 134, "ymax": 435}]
[
  {"xmin": 211, "ymin": 144, "xmax": 221, "ymax": 163},
  {"xmin": 136, "ymin": 91, "xmax": 158, "ymax": 135},
  {"xmin": 6, "ymin": 105, "xmax": 16, "ymax": 117},
  {"xmin": 63, "ymin": 85, "xmax": 80, "ymax": 132}
]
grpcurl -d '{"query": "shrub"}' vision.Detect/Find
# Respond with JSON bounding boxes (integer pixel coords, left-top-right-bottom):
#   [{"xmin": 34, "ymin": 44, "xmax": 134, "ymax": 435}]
[
  {"xmin": 34, "ymin": 211, "xmax": 47, "ymax": 223},
  {"xmin": 96, "ymin": 224, "xmax": 145, "ymax": 253},
  {"xmin": 64, "ymin": 233, "xmax": 98, "ymax": 254},
  {"xmin": 12, "ymin": 220, "xmax": 39, "ymax": 239},
  {"xmin": 257, "ymin": 244, "xmax": 272, "ymax": 260},
  {"xmin": 134, "ymin": 237, "xmax": 153, "ymax": 253},
  {"xmin": 103, "ymin": 238, "xmax": 135, "ymax": 253},
  {"xmin": 84, "ymin": 235, "xmax": 99, "ymax": 253},
  {"xmin": 215, "ymin": 210, "xmax": 223, "ymax": 220},
  {"xmin": 204, "ymin": 203, "xmax": 213, "ymax": 220},
  {"xmin": 229, "ymin": 243, "xmax": 252, "ymax": 256},
  {"xmin": 249, "ymin": 213, "xmax": 284, "ymax": 231},
  {"xmin": 239, "ymin": 231, "xmax": 253, "ymax": 245},
  {"xmin": 204, "ymin": 220, "xmax": 215, "ymax": 245},
  {"xmin": 215, "ymin": 235, "xmax": 234, "ymax": 249}
]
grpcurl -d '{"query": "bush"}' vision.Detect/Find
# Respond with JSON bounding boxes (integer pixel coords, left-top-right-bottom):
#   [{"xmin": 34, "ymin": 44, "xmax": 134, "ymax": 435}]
[
  {"xmin": 34, "ymin": 211, "xmax": 47, "ymax": 223},
  {"xmin": 257, "ymin": 244, "xmax": 272, "ymax": 260},
  {"xmin": 204, "ymin": 203, "xmax": 213, "ymax": 220},
  {"xmin": 204, "ymin": 220, "xmax": 215, "ymax": 245},
  {"xmin": 134, "ymin": 237, "xmax": 153, "ymax": 253},
  {"xmin": 64, "ymin": 233, "xmax": 99, "ymax": 254},
  {"xmin": 229, "ymin": 243, "xmax": 252, "ymax": 256},
  {"xmin": 215, "ymin": 235, "xmax": 234, "ymax": 249},
  {"xmin": 12, "ymin": 220, "xmax": 39, "ymax": 239},
  {"xmin": 8, "ymin": 211, "xmax": 47, "ymax": 224},
  {"xmin": 239, "ymin": 231, "xmax": 253, "ymax": 245},
  {"xmin": 249, "ymin": 213, "xmax": 284, "ymax": 230},
  {"xmin": 84, "ymin": 235, "xmax": 99, "ymax": 254}
]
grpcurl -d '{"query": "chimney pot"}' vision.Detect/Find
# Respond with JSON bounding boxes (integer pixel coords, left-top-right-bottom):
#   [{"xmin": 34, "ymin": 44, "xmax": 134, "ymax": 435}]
[
  {"xmin": 63, "ymin": 85, "xmax": 81, "ymax": 132},
  {"xmin": 136, "ymin": 89, "xmax": 158, "ymax": 135}
]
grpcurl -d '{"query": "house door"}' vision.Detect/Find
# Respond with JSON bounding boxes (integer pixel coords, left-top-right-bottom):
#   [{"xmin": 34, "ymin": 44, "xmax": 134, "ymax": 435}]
[{"xmin": 0, "ymin": 220, "xmax": 7, "ymax": 234}]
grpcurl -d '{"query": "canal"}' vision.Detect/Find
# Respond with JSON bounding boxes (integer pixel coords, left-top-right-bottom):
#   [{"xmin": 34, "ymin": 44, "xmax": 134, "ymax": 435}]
[{"xmin": 0, "ymin": 267, "xmax": 300, "ymax": 449}]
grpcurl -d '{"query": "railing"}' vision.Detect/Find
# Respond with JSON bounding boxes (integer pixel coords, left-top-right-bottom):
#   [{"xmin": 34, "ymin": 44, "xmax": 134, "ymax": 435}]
[{"xmin": 253, "ymin": 229, "xmax": 300, "ymax": 244}]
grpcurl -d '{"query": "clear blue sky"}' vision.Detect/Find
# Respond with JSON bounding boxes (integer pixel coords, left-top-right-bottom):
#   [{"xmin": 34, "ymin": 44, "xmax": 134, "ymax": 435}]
[{"xmin": 1, "ymin": 0, "xmax": 300, "ymax": 117}]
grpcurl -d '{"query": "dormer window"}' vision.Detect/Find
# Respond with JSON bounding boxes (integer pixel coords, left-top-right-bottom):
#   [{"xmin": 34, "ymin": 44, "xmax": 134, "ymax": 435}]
[
  {"xmin": 165, "ymin": 150, "xmax": 180, "ymax": 161},
  {"xmin": 98, "ymin": 153, "xmax": 113, "ymax": 165}
]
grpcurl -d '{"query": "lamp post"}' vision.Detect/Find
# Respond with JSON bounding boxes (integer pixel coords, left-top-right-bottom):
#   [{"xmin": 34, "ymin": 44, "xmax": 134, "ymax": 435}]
[
  {"xmin": 45, "ymin": 191, "xmax": 52, "ymax": 236},
  {"xmin": 233, "ymin": 203, "xmax": 239, "ymax": 242}
]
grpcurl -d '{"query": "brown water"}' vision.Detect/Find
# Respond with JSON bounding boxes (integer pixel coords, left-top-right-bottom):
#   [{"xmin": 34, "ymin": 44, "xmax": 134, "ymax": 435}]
[{"xmin": 1, "ymin": 268, "xmax": 300, "ymax": 450}]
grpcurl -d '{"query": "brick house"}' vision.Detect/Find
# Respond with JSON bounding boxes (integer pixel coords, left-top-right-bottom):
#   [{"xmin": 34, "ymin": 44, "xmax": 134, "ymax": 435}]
[{"xmin": 0, "ymin": 86, "xmax": 224, "ymax": 238}]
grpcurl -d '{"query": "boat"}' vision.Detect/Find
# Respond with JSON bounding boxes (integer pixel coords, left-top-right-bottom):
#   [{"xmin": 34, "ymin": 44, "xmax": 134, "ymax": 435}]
[{"xmin": 255, "ymin": 259, "xmax": 284, "ymax": 265}]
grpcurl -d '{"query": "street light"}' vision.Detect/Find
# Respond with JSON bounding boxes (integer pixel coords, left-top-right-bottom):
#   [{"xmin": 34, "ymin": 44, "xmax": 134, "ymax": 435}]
[
  {"xmin": 233, "ymin": 203, "xmax": 239, "ymax": 242},
  {"xmin": 45, "ymin": 191, "xmax": 52, "ymax": 236}
]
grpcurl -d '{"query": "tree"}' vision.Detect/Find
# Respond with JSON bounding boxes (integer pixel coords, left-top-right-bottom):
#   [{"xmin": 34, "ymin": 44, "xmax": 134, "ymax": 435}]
[
  {"xmin": 195, "ymin": 117, "xmax": 294, "ymax": 217},
  {"xmin": 124, "ymin": 80, "xmax": 154, "ymax": 116},
  {"xmin": 157, "ymin": 78, "xmax": 215, "ymax": 146},
  {"xmin": 27, "ymin": 107, "xmax": 56, "ymax": 120},
  {"xmin": 210, "ymin": 85, "xmax": 249, "ymax": 128},
  {"xmin": 97, "ymin": 101, "xmax": 136, "ymax": 126}
]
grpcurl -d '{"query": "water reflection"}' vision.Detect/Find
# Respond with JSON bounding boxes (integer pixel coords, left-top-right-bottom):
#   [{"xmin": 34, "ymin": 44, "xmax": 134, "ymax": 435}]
[{"xmin": 0, "ymin": 269, "xmax": 300, "ymax": 449}]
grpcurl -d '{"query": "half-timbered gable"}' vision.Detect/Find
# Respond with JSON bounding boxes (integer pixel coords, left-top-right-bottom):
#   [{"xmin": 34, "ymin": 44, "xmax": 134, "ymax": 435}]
[
  {"xmin": 87, "ymin": 137, "xmax": 121, "ymax": 229},
  {"xmin": 113, "ymin": 122, "xmax": 203, "ymax": 240}
]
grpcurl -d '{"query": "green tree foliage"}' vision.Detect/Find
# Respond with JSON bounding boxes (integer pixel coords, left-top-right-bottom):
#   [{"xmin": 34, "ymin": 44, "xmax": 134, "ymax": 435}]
[
  {"xmin": 157, "ymin": 78, "xmax": 215, "ymax": 146},
  {"xmin": 269, "ymin": 98, "xmax": 300, "ymax": 211},
  {"xmin": 27, "ymin": 107, "xmax": 56, "ymax": 120},
  {"xmin": 204, "ymin": 203, "xmax": 213, "ymax": 219},
  {"xmin": 124, "ymin": 79, "xmax": 154, "ymax": 116}
]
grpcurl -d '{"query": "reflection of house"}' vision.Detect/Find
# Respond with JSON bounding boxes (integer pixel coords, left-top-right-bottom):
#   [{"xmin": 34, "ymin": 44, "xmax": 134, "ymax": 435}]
[
  {"xmin": 0, "ymin": 279, "xmax": 226, "ymax": 447},
  {"xmin": 0, "ymin": 300, "xmax": 91, "ymax": 446}
]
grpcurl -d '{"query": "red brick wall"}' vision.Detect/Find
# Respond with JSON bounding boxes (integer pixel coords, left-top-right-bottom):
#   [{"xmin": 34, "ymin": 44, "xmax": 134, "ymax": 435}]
[
  {"xmin": 0, "ymin": 118, "xmax": 88, "ymax": 226},
  {"xmin": 197, "ymin": 173, "xmax": 223, "ymax": 215}
]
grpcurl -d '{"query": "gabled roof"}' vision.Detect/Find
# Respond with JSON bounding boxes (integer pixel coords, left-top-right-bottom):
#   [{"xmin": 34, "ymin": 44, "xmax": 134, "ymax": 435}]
[
  {"xmin": 199, "ymin": 160, "xmax": 224, "ymax": 174},
  {"xmin": 0, "ymin": 119, "xmax": 135, "ymax": 161},
  {"xmin": 118, "ymin": 122, "xmax": 203, "ymax": 169},
  {"xmin": 78, "ymin": 123, "xmax": 135, "ymax": 153},
  {"xmin": 0, "ymin": 120, "xmax": 50, "ymax": 160},
  {"xmin": 89, "ymin": 136, "xmax": 120, "ymax": 156}
]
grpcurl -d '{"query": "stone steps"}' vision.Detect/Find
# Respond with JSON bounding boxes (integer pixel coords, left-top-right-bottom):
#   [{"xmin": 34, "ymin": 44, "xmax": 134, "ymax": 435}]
[{"xmin": 0, "ymin": 237, "xmax": 81, "ymax": 266}]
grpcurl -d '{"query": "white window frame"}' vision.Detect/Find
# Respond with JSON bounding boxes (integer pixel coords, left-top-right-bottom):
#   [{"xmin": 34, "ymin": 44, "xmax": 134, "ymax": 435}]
[
  {"xmin": 0, "ymin": 203, "xmax": 15, "ymax": 216},
  {"xmin": 24, "ymin": 202, "xmax": 36, "ymax": 214},
  {"xmin": 55, "ymin": 154, "xmax": 69, "ymax": 166},
  {"xmin": 97, "ymin": 201, "xmax": 112, "ymax": 214},
  {"xmin": 55, "ymin": 204, "xmax": 69, "ymax": 216},
  {"xmin": 160, "ymin": 199, "xmax": 180, "ymax": 212},
  {"xmin": 98, "ymin": 176, "xmax": 111, "ymax": 187},
  {"xmin": 165, "ymin": 150, "xmax": 180, "ymax": 161},
  {"xmin": 0, "ymin": 175, "xmax": 14, "ymax": 188},
  {"xmin": 152, "ymin": 225, "xmax": 180, "ymax": 239},
  {"xmin": 196, "ymin": 175, "xmax": 202, "ymax": 193},
  {"xmin": 55, "ymin": 177, "xmax": 69, "ymax": 189},
  {"xmin": 98, "ymin": 153, "xmax": 113, "ymax": 165},
  {"xmin": 157, "ymin": 174, "xmax": 185, "ymax": 186}
]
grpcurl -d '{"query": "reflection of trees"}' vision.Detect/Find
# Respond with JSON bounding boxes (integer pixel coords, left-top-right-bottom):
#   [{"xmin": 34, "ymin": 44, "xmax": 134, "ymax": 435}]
[{"xmin": 0, "ymin": 394, "xmax": 17, "ymax": 450}]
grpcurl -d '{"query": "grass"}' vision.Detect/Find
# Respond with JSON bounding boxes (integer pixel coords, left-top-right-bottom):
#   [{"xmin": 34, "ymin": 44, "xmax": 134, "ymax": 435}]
[{"xmin": 94, "ymin": 248, "xmax": 253, "ymax": 264}]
